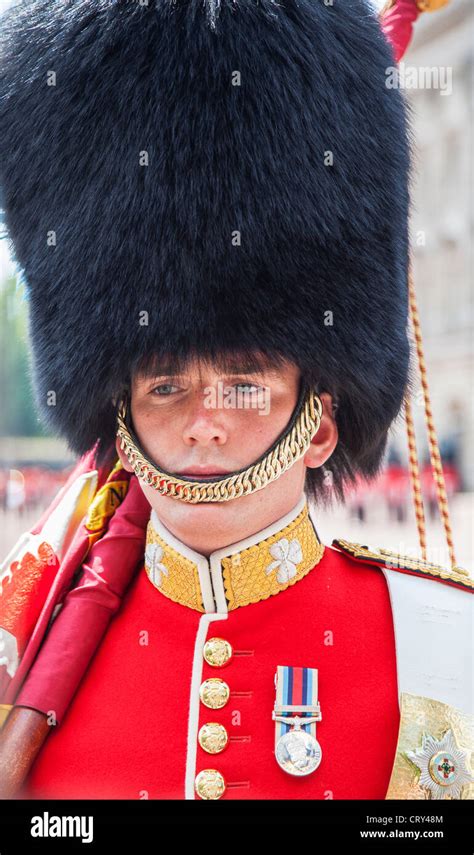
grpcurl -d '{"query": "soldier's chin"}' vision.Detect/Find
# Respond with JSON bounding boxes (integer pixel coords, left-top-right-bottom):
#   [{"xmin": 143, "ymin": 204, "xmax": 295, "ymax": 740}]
[{"xmin": 164, "ymin": 494, "xmax": 239, "ymax": 509}]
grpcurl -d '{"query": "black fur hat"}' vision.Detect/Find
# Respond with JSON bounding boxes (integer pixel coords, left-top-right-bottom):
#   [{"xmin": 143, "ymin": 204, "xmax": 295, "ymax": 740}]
[{"xmin": 0, "ymin": 0, "xmax": 412, "ymax": 501}]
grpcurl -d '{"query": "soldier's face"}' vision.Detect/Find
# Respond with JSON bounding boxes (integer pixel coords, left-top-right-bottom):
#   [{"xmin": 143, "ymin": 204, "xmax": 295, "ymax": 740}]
[{"xmin": 116, "ymin": 354, "xmax": 337, "ymax": 555}]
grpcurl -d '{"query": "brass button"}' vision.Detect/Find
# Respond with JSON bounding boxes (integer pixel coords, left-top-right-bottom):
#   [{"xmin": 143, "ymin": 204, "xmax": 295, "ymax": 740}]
[
  {"xmin": 198, "ymin": 722, "xmax": 229, "ymax": 754},
  {"xmin": 195, "ymin": 769, "xmax": 226, "ymax": 800},
  {"xmin": 203, "ymin": 637, "xmax": 233, "ymax": 667},
  {"xmin": 199, "ymin": 677, "xmax": 230, "ymax": 710}
]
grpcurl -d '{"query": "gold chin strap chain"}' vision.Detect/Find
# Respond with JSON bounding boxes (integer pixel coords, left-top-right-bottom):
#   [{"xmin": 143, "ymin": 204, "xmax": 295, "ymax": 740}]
[
  {"xmin": 116, "ymin": 387, "xmax": 323, "ymax": 504},
  {"xmin": 404, "ymin": 264, "xmax": 460, "ymax": 571}
]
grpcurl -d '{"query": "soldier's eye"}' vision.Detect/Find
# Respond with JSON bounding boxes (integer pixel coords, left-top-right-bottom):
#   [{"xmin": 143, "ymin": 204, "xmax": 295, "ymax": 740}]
[
  {"xmin": 233, "ymin": 383, "xmax": 262, "ymax": 394},
  {"xmin": 152, "ymin": 383, "xmax": 180, "ymax": 396}
]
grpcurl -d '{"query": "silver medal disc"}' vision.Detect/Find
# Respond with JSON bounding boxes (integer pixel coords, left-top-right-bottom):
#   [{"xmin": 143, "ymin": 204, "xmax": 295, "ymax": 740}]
[{"xmin": 275, "ymin": 729, "xmax": 322, "ymax": 777}]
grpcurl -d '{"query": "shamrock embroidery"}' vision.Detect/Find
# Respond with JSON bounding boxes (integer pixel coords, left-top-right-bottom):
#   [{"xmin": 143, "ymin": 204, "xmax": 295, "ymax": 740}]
[
  {"xmin": 145, "ymin": 543, "xmax": 169, "ymax": 588},
  {"xmin": 266, "ymin": 537, "xmax": 303, "ymax": 584}
]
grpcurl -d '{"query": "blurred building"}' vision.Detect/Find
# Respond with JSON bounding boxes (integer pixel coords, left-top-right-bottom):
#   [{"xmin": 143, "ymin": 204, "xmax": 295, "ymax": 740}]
[{"xmin": 389, "ymin": 0, "xmax": 473, "ymax": 490}]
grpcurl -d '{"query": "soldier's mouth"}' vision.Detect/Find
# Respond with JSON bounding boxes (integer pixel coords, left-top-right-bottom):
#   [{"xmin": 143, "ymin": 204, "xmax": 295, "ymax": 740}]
[{"xmin": 176, "ymin": 468, "xmax": 232, "ymax": 482}]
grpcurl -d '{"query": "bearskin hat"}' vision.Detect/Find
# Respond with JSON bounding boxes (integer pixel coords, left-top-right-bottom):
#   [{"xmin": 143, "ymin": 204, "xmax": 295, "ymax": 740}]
[{"xmin": 0, "ymin": 0, "xmax": 411, "ymax": 502}]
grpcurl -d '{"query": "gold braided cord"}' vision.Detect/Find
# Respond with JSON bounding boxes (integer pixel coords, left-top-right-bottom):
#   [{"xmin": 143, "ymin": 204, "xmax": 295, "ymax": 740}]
[
  {"xmin": 116, "ymin": 389, "xmax": 323, "ymax": 504},
  {"xmin": 407, "ymin": 266, "xmax": 457, "ymax": 570},
  {"xmin": 404, "ymin": 392, "xmax": 427, "ymax": 561},
  {"xmin": 379, "ymin": 0, "xmax": 459, "ymax": 570}
]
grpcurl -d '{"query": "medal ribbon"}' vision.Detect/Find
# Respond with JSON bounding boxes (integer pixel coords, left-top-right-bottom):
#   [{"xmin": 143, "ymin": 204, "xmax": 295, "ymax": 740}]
[{"xmin": 274, "ymin": 665, "xmax": 319, "ymax": 749}]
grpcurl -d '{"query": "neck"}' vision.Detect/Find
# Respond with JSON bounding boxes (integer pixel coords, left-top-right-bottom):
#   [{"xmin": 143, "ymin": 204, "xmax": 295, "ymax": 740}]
[{"xmin": 147, "ymin": 488, "xmax": 308, "ymax": 557}]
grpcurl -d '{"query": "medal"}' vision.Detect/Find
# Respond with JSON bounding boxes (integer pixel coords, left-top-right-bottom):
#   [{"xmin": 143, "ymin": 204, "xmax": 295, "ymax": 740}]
[{"xmin": 272, "ymin": 665, "xmax": 322, "ymax": 777}]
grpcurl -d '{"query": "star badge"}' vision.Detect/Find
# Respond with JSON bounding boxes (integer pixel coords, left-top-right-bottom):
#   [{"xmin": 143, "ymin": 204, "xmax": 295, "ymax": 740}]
[{"xmin": 406, "ymin": 729, "xmax": 473, "ymax": 799}]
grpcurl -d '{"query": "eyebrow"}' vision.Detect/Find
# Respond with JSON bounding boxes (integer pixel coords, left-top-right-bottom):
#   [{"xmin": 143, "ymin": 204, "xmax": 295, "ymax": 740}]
[{"xmin": 137, "ymin": 358, "xmax": 285, "ymax": 381}]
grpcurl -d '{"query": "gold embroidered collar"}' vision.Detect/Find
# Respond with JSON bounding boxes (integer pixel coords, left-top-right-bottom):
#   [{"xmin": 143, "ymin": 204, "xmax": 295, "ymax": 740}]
[{"xmin": 144, "ymin": 495, "xmax": 325, "ymax": 613}]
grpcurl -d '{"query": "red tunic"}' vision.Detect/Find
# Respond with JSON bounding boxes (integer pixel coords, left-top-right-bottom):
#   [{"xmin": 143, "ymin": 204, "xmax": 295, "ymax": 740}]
[{"xmin": 20, "ymin": 540, "xmax": 399, "ymax": 800}]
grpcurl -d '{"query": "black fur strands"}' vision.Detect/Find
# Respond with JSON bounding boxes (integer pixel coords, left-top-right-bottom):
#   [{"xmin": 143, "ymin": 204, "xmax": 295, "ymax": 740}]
[{"xmin": 0, "ymin": 0, "xmax": 412, "ymax": 504}]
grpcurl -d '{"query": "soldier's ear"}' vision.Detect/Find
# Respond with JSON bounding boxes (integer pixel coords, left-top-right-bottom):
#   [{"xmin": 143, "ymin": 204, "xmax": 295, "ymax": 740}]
[
  {"xmin": 304, "ymin": 392, "xmax": 338, "ymax": 470},
  {"xmin": 115, "ymin": 436, "xmax": 134, "ymax": 473}
]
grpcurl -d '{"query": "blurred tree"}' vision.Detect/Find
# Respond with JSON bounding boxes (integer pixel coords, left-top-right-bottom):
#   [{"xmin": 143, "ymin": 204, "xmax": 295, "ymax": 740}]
[{"xmin": 0, "ymin": 272, "xmax": 47, "ymax": 437}]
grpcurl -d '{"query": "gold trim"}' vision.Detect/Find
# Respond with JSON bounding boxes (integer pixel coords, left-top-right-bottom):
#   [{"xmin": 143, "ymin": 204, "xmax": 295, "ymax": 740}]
[
  {"xmin": 145, "ymin": 527, "xmax": 204, "ymax": 612},
  {"xmin": 117, "ymin": 387, "xmax": 322, "ymax": 503},
  {"xmin": 221, "ymin": 505, "xmax": 325, "ymax": 609},
  {"xmin": 0, "ymin": 703, "xmax": 13, "ymax": 729},
  {"xmin": 85, "ymin": 461, "xmax": 129, "ymax": 534},
  {"xmin": 145, "ymin": 503, "xmax": 325, "ymax": 611},
  {"xmin": 333, "ymin": 540, "xmax": 473, "ymax": 591}
]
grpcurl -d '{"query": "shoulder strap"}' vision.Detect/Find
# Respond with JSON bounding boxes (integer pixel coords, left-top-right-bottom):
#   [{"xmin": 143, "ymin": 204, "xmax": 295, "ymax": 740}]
[{"xmin": 333, "ymin": 539, "xmax": 473, "ymax": 593}]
